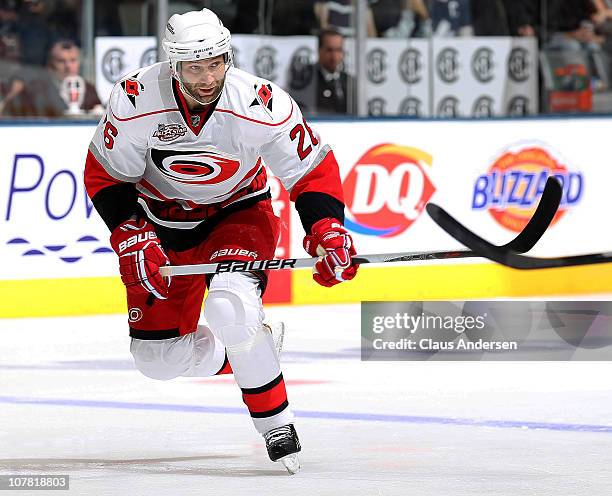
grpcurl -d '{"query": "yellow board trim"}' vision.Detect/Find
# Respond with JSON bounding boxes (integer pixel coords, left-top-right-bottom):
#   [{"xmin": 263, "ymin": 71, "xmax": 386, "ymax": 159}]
[
  {"xmin": 0, "ymin": 277, "xmax": 126, "ymax": 318},
  {"xmin": 2, "ymin": 263, "xmax": 612, "ymax": 318},
  {"xmin": 291, "ymin": 263, "xmax": 612, "ymax": 304}
]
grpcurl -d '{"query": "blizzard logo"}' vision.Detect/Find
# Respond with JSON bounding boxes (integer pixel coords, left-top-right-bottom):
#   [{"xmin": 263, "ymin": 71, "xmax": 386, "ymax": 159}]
[
  {"xmin": 472, "ymin": 170, "xmax": 583, "ymax": 209},
  {"xmin": 210, "ymin": 248, "xmax": 258, "ymax": 260},
  {"xmin": 118, "ymin": 232, "xmax": 157, "ymax": 253},
  {"xmin": 216, "ymin": 259, "xmax": 297, "ymax": 273}
]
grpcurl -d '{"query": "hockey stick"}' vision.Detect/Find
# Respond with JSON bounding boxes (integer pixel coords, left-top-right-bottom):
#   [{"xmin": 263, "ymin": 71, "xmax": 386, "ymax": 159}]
[
  {"xmin": 160, "ymin": 177, "xmax": 562, "ymax": 277},
  {"xmin": 427, "ymin": 203, "xmax": 612, "ymax": 270},
  {"xmin": 426, "ymin": 178, "xmax": 612, "ymax": 269}
]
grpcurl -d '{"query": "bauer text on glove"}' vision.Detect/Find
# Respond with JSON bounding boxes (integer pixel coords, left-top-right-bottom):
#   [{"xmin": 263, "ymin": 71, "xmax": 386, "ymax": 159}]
[{"xmin": 110, "ymin": 218, "xmax": 171, "ymax": 299}]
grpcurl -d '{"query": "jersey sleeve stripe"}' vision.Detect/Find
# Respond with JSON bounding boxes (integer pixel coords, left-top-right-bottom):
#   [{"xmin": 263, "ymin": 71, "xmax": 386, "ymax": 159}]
[
  {"xmin": 137, "ymin": 179, "xmax": 172, "ymax": 201},
  {"xmin": 214, "ymin": 101, "xmax": 294, "ymax": 127},
  {"xmin": 111, "ymin": 107, "xmax": 179, "ymax": 122},
  {"xmin": 289, "ymin": 148, "xmax": 345, "ymax": 204},
  {"xmin": 84, "ymin": 149, "xmax": 123, "ymax": 198},
  {"xmin": 88, "ymin": 144, "xmax": 142, "ymax": 183}
]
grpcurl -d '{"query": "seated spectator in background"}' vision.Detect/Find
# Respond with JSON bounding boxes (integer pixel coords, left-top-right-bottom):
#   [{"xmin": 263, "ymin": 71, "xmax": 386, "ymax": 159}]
[
  {"xmin": 4, "ymin": 39, "xmax": 103, "ymax": 118},
  {"xmin": 315, "ymin": 0, "xmax": 378, "ymax": 37},
  {"xmin": 233, "ymin": 0, "xmax": 317, "ymax": 35},
  {"xmin": 290, "ymin": 28, "xmax": 354, "ymax": 115},
  {"xmin": 0, "ymin": 0, "xmax": 19, "ymax": 33},
  {"xmin": 470, "ymin": 0, "xmax": 538, "ymax": 37},
  {"xmin": 430, "ymin": 0, "xmax": 473, "ymax": 37},
  {"xmin": 592, "ymin": 0, "xmax": 612, "ymax": 44},
  {"xmin": 546, "ymin": 0, "xmax": 601, "ymax": 51},
  {"xmin": 17, "ymin": 0, "xmax": 52, "ymax": 67},
  {"xmin": 0, "ymin": 32, "xmax": 25, "ymax": 116},
  {"xmin": 372, "ymin": 0, "xmax": 431, "ymax": 38},
  {"xmin": 47, "ymin": 0, "xmax": 80, "ymax": 44}
]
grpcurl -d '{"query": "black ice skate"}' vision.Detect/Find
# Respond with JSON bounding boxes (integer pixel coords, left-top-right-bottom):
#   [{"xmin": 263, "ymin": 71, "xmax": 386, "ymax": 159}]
[{"xmin": 263, "ymin": 424, "xmax": 301, "ymax": 474}]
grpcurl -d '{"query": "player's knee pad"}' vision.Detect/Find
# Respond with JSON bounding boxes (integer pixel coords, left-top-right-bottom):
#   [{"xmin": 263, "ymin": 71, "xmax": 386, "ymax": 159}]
[
  {"xmin": 130, "ymin": 335, "xmax": 193, "ymax": 381},
  {"xmin": 203, "ymin": 272, "xmax": 264, "ymax": 350}
]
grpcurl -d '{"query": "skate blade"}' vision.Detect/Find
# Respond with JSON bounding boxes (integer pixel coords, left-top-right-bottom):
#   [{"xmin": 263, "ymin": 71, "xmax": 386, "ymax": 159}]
[{"xmin": 278, "ymin": 453, "xmax": 300, "ymax": 475}]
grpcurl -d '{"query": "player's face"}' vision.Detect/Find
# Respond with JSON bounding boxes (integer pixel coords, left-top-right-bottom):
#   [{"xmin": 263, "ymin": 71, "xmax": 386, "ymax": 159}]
[{"xmin": 179, "ymin": 55, "xmax": 226, "ymax": 105}]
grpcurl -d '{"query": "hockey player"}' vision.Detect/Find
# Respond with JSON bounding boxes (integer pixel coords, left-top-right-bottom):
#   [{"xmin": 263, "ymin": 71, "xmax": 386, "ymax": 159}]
[{"xmin": 84, "ymin": 8, "xmax": 358, "ymax": 474}]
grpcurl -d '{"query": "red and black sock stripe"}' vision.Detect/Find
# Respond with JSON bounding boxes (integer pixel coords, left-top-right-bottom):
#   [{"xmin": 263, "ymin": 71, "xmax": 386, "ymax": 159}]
[{"xmin": 241, "ymin": 373, "xmax": 288, "ymax": 418}]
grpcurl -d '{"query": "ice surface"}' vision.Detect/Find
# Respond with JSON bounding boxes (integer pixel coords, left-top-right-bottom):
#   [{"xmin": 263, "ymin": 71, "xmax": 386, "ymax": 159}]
[{"xmin": 1, "ymin": 303, "xmax": 611, "ymax": 495}]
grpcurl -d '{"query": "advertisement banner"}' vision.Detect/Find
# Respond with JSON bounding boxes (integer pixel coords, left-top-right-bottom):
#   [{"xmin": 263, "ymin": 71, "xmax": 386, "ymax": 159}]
[
  {"xmin": 0, "ymin": 124, "xmax": 290, "ymax": 304},
  {"xmin": 1, "ymin": 117, "xmax": 611, "ymax": 315},
  {"xmin": 293, "ymin": 118, "xmax": 612, "ymax": 258},
  {"xmin": 231, "ymin": 35, "xmax": 318, "ymax": 95},
  {"xmin": 432, "ymin": 37, "xmax": 538, "ymax": 117},
  {"xmin": 0, "ymin": 125, "xmax": 114, "ymax": 280},
  {"xmin": 95, "ymin": 37, "xmax": 157, "ymax": 105},
  {"xmin": 345, "ymin": 39, "xmax": 430, "ymax": 117}
]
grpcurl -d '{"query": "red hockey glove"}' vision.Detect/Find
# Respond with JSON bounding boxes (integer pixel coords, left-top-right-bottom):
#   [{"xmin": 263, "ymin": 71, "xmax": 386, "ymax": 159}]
[
  {"xmin": 303, "ymin": 217, "xmax": 358, "ymax": 287},
  {"xmin": 110, "ymin": 218, "xmax": 170, "ymax": 299}
]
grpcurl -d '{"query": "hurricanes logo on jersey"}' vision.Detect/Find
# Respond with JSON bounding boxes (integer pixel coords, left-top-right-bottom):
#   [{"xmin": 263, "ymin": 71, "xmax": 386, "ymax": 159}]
[
  {"xmin": 150, "ymin": 148, "xmax": 241, "ymax": 185},
  {"xmin": 120, "ymin": 77, "xmax": 145, "ymax": 108},
  {"xmin": 250, "ymin": 83, "xmax": 274, "ymax": 112}
]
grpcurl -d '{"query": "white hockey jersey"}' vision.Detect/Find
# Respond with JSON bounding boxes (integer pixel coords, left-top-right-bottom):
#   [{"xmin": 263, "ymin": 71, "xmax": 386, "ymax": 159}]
[{"xmin": 88, "ymin": 62, "xmax": 332, "ymax": 228}]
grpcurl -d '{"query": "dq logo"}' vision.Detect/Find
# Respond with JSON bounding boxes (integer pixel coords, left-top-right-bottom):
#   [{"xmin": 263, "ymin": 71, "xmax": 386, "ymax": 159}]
[
  {"xmin": 472, "ymin": 143, "xmax": 583, "ymax": 232},
  {"xmin": 343, "ymin": 144, "xmax": 436, "ymax": 237},
  {"xmin": 150, "ymin": 148, "xmax": 241, "ymax": 185}
]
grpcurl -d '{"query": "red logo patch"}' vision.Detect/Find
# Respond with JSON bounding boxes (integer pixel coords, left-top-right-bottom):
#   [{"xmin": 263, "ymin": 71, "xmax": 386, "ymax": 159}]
[
  {"xmin": 125, "ymin": 79, "xmax": 140, "ymax": 96},
  {"xmin": 257, "ymin": 84, "xmax": 272, "ymax": 107}
]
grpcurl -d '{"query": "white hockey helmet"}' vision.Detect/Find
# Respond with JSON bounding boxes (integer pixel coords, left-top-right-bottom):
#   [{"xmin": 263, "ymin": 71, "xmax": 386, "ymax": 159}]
[{"xmin": 162, "ymin": 9, "xmax": 233, "ymax": 102}]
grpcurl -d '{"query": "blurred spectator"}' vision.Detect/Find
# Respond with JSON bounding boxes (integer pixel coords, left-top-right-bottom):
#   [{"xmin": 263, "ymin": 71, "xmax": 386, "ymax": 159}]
[
  {"xmin": 17, "ymin": 0, "xmax": 53, "ymax": 66},
  {"xmin": 0, "ymin": 32, "xmax": 24, "ymax": 116},
  {"xmin": 47, "ymin": 0, "xmax": 80, "ymax": 44},
  {"xmin": 233, "ymin": 0, "xmax": 317, "ymax": 35},
  {"xmin": 372, "ymin": 0, "xmax": 431, "ymax": 38},
  {"xmin": 470, "ymin": 0, "xmax": 538, "ymax": 37},
  {"xmin": 290, "ymin": 28, "xmax": 354, "ymax": 115},
  {"xmin": 371, "ymin": 0, "xmax": 403, "ymax": 35},
  {"xmin": 546, "ymin": 0, "xmax": 601, "ymax": 51},
  {"xmin": 4, "ymin": 39, "xmax": 102, "ymax": 118},
  {"xmin": 429, "ymin": 0, "xmax": 473, "ymax": 37},
  {"xmin": 0, "ymin": 0, "xmax": 18, "ymax": 34},
  {"xmin": 314, "ymin": 0, "xmax": 378, "ymax": 37}
]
